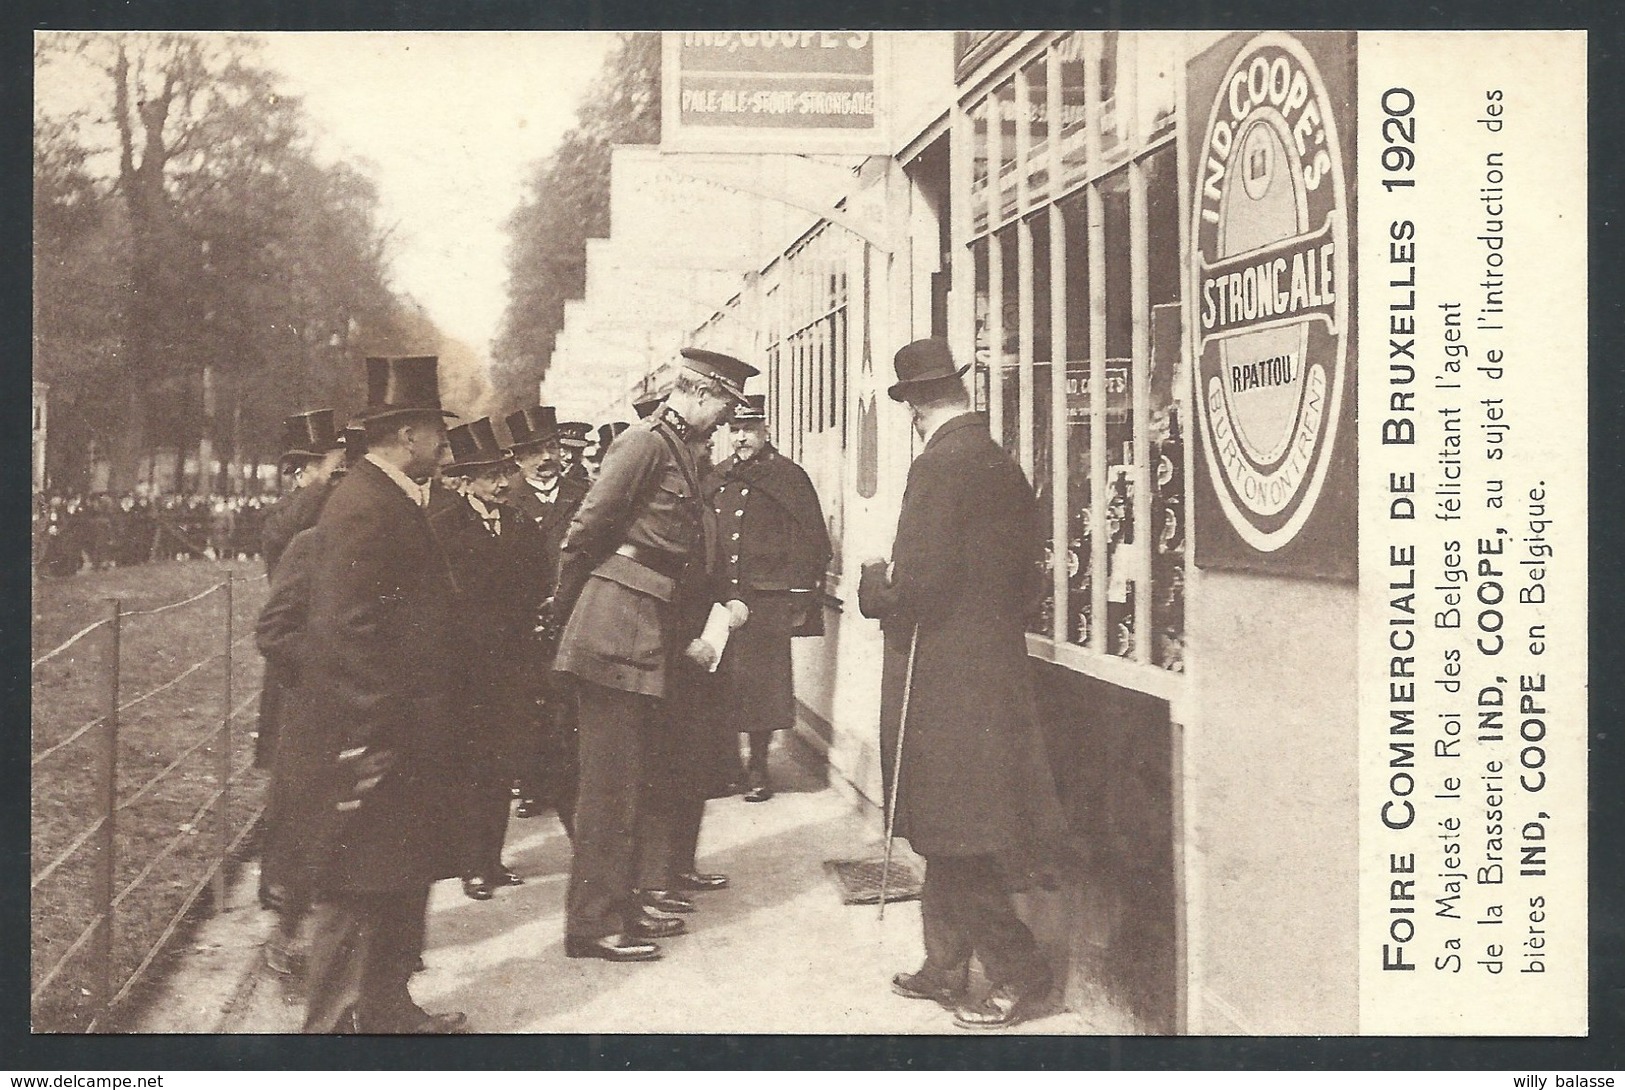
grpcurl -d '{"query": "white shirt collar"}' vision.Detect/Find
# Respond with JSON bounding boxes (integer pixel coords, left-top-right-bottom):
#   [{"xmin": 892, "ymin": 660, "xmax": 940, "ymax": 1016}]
[
  {"xmin": 466, "ymin": 493, "xmax": 499, "ymax": 521},
  {"xmin": 526, "ymin": 475, "xmax": 559, "ymax": 497},
  {"xmin": 365, "ymin": 452, "xmax": 429, "ymax": 507}
]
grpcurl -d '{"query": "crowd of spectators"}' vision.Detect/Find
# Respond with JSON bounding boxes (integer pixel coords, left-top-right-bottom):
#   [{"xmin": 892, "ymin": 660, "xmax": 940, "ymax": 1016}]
[{"xmin": 32, "ymin": 490, "xmax": 270, "ymax": 577}]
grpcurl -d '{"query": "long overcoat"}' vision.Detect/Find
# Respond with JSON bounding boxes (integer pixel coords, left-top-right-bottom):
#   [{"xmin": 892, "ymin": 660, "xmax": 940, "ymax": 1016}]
[
  {"xmin": 704, "ymin": 446, "xmax": 831, "ymax": 738},
  {"xmin": 857, "ymin": 413, "xmax": 1066, "ymax": 859},
  {"xmin": 254, "ymin": 479, "xmax": 334, "ymax": 769},
  {"xmin": 255, "ymin": 525, "xmax": 325, "ymax": 896},
  {"xmin": 293, "ymin": 457, "xmax": 461, "ymax": 893},
  {"xmin": 426, "ymin": 486, "xmax": 544, "ymax": 790}
]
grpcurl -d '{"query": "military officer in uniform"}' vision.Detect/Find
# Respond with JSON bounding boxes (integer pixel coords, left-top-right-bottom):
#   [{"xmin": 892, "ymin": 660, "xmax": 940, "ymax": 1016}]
[
  {"xmin": 705, "ymin": 394, "xmax": 831, "ymax": 802},
  {"xmin": 552, "ymin": 348, "xmax": 754, "ymax": 962},
  {"xmin": 296, "ymin": 355, "xmax": 466, "ymax": 1034},
  {"xmin": 503, "ymin": 405, "xmax": 589, "ymax": 829},
  {"xmin": 556, "ymin": 421, "xmax": 593, "ymax": 485},
  {"xmin": 429, "ymin": 418, "xmax": 544, "ymax": 900}
]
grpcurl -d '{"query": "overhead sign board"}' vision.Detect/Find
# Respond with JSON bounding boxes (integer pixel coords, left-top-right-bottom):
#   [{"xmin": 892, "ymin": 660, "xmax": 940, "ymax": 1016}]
[{"xmin": 661, "ymin": 31, "xmax": 889, "ymax": 154}]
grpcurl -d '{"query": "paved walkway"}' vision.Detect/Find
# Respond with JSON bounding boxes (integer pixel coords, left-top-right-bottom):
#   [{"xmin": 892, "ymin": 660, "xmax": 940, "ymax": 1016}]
[{"xmin": 135, "ymin": 746, "xmax": 1093, "ymax": 1034}]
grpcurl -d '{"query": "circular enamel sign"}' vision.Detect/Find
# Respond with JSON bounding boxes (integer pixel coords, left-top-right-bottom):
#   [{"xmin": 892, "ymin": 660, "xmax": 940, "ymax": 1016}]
[{"xmin": 1191, "ymin": 33, "xmax": 1349, "ymax": 552}]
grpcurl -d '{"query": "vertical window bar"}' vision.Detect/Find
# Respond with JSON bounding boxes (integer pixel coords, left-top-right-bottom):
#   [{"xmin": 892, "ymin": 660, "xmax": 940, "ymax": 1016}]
[
  {"xmin": 1087, "ymin": 182, "xmax": 1107, "ymax": 652},
  {"xmin": 987, "ymin": 88, "xmax": 1005, "ymax": 440},
  {"xmin": 950, "ymin": 102, "xmax": 976, "ymax": 403},
  {"xmin": 1015, "ymin": 68, "xmax": 1035, "ymax": 478},
  {"xmin": 1130, "ymin": 156, "xmax": 1152, "ymax": 664},
  {"xmin": 1048, "ymin": 42, "xmax": 1069, "ymax": 645}
]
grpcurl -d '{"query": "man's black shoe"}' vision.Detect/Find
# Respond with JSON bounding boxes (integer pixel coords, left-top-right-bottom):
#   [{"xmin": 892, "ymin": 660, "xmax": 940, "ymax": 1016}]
[
  {"xmin": 564, "ymin": 934, "xmax": 662, "ymax": 962},
  {"xmin": 462, "ymin": 876, "xmax": 494, "ymax": 901},
  {"xmin": 675, "ymin": 871, "xmax": 730, "ymax": 891},
  {"xmin": 496, "ymin": 866, "xmax": 525, "ymax": 887},
  {"xmin": 891, "ymin": 968, "xmax": 968, "ymax": 1007},
  {"xmin": 629, "ymin": 911, "xmax": 687, "ymax": 939},
  {"xmin": 640, "ymin": 889, "xmax": 696, "ymax": 913}
]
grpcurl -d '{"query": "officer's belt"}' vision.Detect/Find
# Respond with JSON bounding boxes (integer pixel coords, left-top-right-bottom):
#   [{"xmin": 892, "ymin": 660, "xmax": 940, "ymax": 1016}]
[{"xmin": 614, "ymin": 542, "xmax": 689, "ymax": 580}]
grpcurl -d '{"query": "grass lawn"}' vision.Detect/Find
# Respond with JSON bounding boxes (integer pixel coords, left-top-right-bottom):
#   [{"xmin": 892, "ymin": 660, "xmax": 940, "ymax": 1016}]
[{"xmin": 31, "ymin": 559, "xmax": 269, "ymax": 1032}]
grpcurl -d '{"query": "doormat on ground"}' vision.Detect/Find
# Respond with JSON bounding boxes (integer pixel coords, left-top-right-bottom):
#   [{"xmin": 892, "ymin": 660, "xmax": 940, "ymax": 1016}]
[{"xmin": 823, "ymin": 856, "xmax": 925, "ymax": 906}]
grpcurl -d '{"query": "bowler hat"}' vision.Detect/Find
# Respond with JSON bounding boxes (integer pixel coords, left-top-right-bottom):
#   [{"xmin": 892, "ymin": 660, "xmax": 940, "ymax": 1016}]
[
  {"xmin": 633, "ymin": 394, "xmax": 664, "ymax": 420},
  {"xmin": 360, "ymin": 356, "xmax": 458, "ymax": 423},
  {"xmin": 442, "ymin": 417, "xmax": 514, "ymax": 476},
  {"xmin": 557, "ymin": 421, "xmax": 593, "ymax": 450},
  {"xmin": 732, "ymin": 393, "xmax": 768, "ymax": 424},
  {"xmin": 887, "ymin": 338, "xmax": 970, "ymax": 402},
  {"xmin": 680, "ymin": 347, "xmax": 757, "ymax": 405},
  {"xmin": 505, "ymin": 405, "xmax": 559, "ymax": 452},
  {"xmin": 598, "ymin": 421, "xmax": 631, "ymax": 451}
]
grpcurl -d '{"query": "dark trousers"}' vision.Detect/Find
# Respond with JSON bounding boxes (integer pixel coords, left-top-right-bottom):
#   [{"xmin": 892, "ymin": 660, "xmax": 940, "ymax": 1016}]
[
  {"xmin": 467, "ymin": 786, "xmax": 512, "ymax": 879},
  {"xmin": 303, "ymin": 884, "xmax": 432, "ymax": 1033},
  {"xmin": 566, "ymin": 682, "xmax": 657, "ymax": 939},
  {"xmin": 637, "ymin": 796, "xmax": 704, "ymax": 888},
  {"xmin": 745, "ymin": 732, "xmax": 772, "ymax": 788},
  {"xmin": 525, "ymin": 682, "xmax": 579, "ymax": 838},
  {"xmin": 919, "ymin": 854, "xmax": 1045, "ymax": 989}
]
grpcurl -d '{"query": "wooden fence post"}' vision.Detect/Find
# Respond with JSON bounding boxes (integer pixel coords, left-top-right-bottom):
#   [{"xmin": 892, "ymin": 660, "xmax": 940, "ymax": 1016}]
[{"xmin": 93, "ymin": 598, "xmax": 120, "ymax": 1030}]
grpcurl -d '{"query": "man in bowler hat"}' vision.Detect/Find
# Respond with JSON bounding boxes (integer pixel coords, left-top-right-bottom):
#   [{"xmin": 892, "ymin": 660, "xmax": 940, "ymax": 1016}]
[
  {"xmin": 552, "ymin": 347, "xmax": 754, "ymax": 962},
  {"xmin": 295, "ymin": 355, "xmax": 468, "ymax": 1033},
  {"xmin": 857, "ymin": 338, "xmax": 1067, "ymax": 1031}
]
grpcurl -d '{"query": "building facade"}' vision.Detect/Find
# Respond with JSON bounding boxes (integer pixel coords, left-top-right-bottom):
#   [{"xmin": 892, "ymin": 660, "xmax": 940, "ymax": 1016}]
[{"xmin": 566, "ymin": 31, "xmax": 1361, "ymax": 1034}]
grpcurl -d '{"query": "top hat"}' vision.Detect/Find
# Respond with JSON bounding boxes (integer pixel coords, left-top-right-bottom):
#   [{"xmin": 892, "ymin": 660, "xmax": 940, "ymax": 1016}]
[
  {"xmin": 680, "ymin": 348, "xmax": 757, "ymax": 405},
  {"xmin": 361, "ymin": 356, "xmax": 458, "ymax": 423},
  {"xmin": 597, "ymin": 421, "xmax": 631, "ymax": 451},
  {"xmin": 340, "ymin": 421, "xmax": 369, "ymax": 465},
  {"xmin": 281, "ymin": 409, "xmax": 341, "ymax": 460},
  {"xmin": 732, "ymin": 393, "xmax": 768, "ymax": 424},
  {"xmin": 887, "ymin": 338, "xmax": 971, "ymax": 402},
  {"xmin": 442, "ymin": 417, "xmax": 514, "ymax": 476},
  {"xmin": 505, "ymin": 405, "xmax": 559, "ymax": 452},
  {"xmin": 633, "ymin": 394, "xmax": 665, "ymax": 420},
  {"xmin": 557, "ymin": 421, "xmax": 593, "ymax": 450}
]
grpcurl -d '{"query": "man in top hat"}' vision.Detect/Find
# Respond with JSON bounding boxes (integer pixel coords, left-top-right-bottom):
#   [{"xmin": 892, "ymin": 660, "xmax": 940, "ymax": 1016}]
[
  {"xmin": 254, "ymin": 409, "xmax": 347, "ymax": 919},
  {"xmin": 263, "ymin": 410, "xmax": 346, "ymax": 578},
  {"xmin": 428, "ymin": 418, "xmax": 546, "ymax": 901},
  {"xmin": 551, "ymin": 346, "xmax": 754, "ymax": 962},
  {"xmin": 294, "ymin": 355, "xmax": 468, "ymax": 1033},
  {"xmin": 556, "ymin": 421, "xmax": 593, "ymax": 484},
  {"xmin": 856, "ymin": 338, "xmax": 1067, "ymax": 1031},
  {"xmin": 704, "ymin": 393, "xmax": 831, "ymax": 803},
  {"xmin": 503, "ymin": 404, "xmax": 589, "ymax": 828}
]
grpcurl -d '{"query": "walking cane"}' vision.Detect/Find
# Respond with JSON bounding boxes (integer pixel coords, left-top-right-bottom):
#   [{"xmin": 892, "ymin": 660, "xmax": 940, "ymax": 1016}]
[{"xmin": 877, "ymin": 624, "xmax": 919, "ymax": 922}]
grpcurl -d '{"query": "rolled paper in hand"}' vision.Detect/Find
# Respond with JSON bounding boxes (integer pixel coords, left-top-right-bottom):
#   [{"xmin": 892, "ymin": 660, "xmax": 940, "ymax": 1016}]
[{"xmin": 700, "ymin": 602, "xmax": 734, "ymax": 672}]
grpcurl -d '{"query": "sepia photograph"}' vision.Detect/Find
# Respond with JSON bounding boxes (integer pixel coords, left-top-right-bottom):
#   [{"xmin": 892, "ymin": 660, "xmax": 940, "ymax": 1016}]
[{"xmin": 29, "ymin": 27, "xmax": 1588, "ymax": 1044}]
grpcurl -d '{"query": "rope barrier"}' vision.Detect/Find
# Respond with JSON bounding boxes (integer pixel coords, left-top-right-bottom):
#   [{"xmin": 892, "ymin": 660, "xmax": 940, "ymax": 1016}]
[
  {"xmin": 29, "ymin": 816, "xmax": 106, "ymax": 893},
  {"xmin": 29, "ymin": 907, "xmax": 109, "ymax": 1005},
  {"xmin": 121, "ymin": 580, "xmax": 225, "ymax": 619},
  {"xmin": 32, "ymin": 631, "xmax": 256, "ymax": 769},
  {"xmin": 30, "ymin": 618, "xmax": 109, "ymax": 670},
  {"xmin": 117, "ymin": 690, "xmax": 258, "ymax": 814}
]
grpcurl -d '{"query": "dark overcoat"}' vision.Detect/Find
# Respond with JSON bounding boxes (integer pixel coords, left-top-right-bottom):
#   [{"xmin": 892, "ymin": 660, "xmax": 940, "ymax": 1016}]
[
  {"xmin": 255, "ymin": 525, "xmax": 325, "ymax": 896},
  {"xmin": 294, "ymin": 457, "xmax": 461, "ymax": 893},
  {"xmin": 260, "ymin": 479, "xmax": 331, "ymax": 578},
  {"xmin": 704, "ymin": 447, "xmax": 831, "ymax": 737},
  {"xmin": 254, "ymin": 479, "xmax": 334, "ymax": 769},
  {"xmin": 426, "ymin": 486, "xmax": 545, "ymax": 785},
  {"xmin": 857, "ymin": 413, "xmax": 1066, "ymax": 859}
]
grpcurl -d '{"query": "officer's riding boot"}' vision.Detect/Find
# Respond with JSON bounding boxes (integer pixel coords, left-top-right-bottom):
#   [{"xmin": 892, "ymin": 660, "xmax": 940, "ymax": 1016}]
[{"xmin": 744, "ymin": 733, "xmax": 773, "ymax": 802}]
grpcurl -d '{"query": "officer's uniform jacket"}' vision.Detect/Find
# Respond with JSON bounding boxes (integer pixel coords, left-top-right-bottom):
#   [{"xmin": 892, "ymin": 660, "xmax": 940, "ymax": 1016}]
[{"xmin": 553, "ymin": 408, "xmax": 707, "ymax": 699}]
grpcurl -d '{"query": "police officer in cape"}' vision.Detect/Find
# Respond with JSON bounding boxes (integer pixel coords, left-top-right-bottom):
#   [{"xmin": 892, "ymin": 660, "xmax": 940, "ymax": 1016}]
[
  {"xmin": 857, "ymin": 338, "xmax": 1067, "ymax": 1031},
  {"xmin": 293, "ymin": 354, "xmax": 469, "ymax": 1033},
  {"xmin": 705, "ymin": 393, "xmax": 831, "ymax": 802},
  {"xmin": 427, "ymin": 417, "xmax": 545, "ymax": 900},
  {"xmin": 552, "ymin": 347, "xmax": 755, "ymax": 962},
  {"xmin": 503, "ymin": 404, "xmax": 588, "ymax": 829}
]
